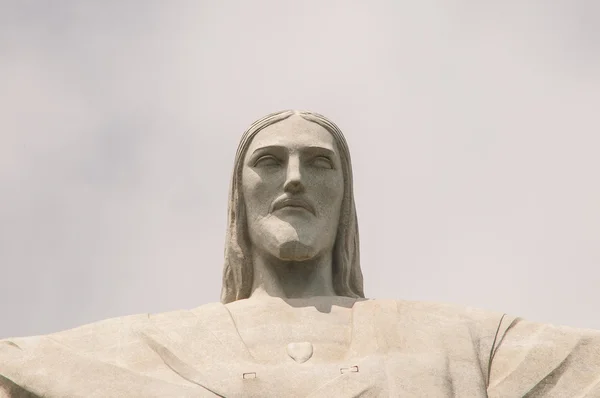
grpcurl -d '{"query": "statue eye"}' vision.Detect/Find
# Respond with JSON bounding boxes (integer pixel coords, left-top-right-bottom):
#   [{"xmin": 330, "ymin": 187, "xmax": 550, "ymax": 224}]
[
  {"xmin": 311, "ymin": 156, "xmax": 333, "ymax": 169},
  {"xmin": 254, "ymin": 155, "xmax": 280, "ymax": 167}
]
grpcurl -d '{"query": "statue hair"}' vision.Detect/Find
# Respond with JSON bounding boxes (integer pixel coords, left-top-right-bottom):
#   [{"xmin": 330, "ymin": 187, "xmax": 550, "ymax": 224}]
[{"xmin": 220, "ymin": 110, "xmax": 365, "ymax": 303}]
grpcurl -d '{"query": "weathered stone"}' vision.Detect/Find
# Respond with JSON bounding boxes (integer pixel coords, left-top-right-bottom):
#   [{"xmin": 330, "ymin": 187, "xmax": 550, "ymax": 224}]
[{"xmin": 2, "ymin": 110, "xmax": 599, "ymax": 397}]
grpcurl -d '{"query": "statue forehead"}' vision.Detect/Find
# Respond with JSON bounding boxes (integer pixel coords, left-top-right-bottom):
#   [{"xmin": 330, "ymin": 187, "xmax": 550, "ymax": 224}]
[{"xmin": 246, "ymin": 115, "xmax": 337, "ymax": 152}]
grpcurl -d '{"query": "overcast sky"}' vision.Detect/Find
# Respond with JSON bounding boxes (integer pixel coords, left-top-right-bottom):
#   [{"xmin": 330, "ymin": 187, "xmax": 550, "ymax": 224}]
[{"xmin": 1, "ymin": 1, "xmax": 599, "ymax": 338}]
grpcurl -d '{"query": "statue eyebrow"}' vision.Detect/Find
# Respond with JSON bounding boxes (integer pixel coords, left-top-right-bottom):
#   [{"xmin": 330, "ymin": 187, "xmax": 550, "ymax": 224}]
[
  {"xmin": 249, "ymin": 145, "xmax": 337, "ymax": 160},
  {"xmin": 302, "ymin": 146, "xmax": 336, "ymax": 158},
  {"xmin": 248, "ymin": 145, "xmax": 286, "ymax": 164},
  {"xmin": 250, "ymin": 145, "xmax": 285, "ymax": 156}
]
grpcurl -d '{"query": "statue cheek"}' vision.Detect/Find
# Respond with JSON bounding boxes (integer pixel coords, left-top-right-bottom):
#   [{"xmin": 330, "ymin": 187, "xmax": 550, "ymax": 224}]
[
  {"xmin": 242, "ymin": 168, "xmax": 263, "ymax": 190},
  {"xmin": 315, "ymin": 169, "xmax": 343, "ymax": 193},
  {"xmin": 315, "ymin": 180, "xmax": 343, "ymax": 209},
  {"xmin": 242, "ymin": 173, "xmax": 272, "ymax": 208},
  {"xmin": 245, "ymin": 168, "xmax": 284, "ymax": 195}
]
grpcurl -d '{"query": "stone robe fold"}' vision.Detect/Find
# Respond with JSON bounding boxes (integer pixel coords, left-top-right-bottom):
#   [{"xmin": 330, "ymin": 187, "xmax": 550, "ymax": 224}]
[{"xmin": 1, "ymin": 300, "xmax": 599, "ymax": 397}]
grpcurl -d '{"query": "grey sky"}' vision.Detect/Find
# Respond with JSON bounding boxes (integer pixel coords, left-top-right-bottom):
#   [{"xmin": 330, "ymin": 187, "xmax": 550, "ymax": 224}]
[{"xmin": 1, "ymin": 1, "xmax": 599, "ymax": 338}]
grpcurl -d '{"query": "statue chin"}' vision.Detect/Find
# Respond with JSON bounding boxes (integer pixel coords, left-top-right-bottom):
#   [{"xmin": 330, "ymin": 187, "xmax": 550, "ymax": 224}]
[
  {"xmin": 277, "ymin": 240, "xmax": 314, "ymax": 261},
  {"xmin": 249, "ymin": 217, "xmax": 321, "ymax": 261}
]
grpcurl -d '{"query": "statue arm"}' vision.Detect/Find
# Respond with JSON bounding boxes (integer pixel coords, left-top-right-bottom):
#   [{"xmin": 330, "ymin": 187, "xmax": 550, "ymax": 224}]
[
  {"xmin": 487, "ymin": 317, "xmax": 600, "ymax": 397},
  {"xmin": 0, "ymin": 374, "xmax": 40, "ymax": 398},
  {"xmin": 0, "ymin": 333, "xmax": 215, "ymax": 397}
]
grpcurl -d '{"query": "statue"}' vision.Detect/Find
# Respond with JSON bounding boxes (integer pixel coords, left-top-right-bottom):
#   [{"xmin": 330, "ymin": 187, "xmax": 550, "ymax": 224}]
[{"xmin": 1, "ymin": 110, "xmax": 599, "ymax": 397}]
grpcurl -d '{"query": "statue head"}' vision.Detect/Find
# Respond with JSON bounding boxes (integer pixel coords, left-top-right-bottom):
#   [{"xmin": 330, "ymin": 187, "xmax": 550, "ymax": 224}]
[{"xmin": 220, "ymin": 110, "xmax": 364, "ymax": 303}]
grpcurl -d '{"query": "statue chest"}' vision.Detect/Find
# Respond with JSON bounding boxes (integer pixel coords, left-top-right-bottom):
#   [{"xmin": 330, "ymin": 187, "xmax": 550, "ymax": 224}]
[
  {"xmin": 143, "ymin": 301, "xmax": 489, "ymax": 396},
  {"xmin": 175, "ymin": 349, "xmax": 486, "ymax": 397},
  {"xmin": 235, "ymin": 321, "xmax": 353, "ymax": 364},
  {"xmin": 226, "ymin": 299, "xmax": 356, "ymax": 363}
]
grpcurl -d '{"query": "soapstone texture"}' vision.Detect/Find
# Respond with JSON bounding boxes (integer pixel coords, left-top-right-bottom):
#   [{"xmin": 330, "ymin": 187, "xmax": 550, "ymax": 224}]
[{"xmin": 1, "ymin": 110, "xmax": 600, "ymax": 397}]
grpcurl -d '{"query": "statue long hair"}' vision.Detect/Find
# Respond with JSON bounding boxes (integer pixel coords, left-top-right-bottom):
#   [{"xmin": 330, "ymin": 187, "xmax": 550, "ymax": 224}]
[{"xmin": 220, "ymin": 110, "xmax": 364, "ymax": 303}]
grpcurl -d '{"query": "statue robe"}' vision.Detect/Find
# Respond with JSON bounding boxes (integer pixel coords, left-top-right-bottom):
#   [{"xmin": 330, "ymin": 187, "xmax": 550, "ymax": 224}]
[{"xmin": 1, "ymin": 299, "xmax": 599, "ymax": 397}]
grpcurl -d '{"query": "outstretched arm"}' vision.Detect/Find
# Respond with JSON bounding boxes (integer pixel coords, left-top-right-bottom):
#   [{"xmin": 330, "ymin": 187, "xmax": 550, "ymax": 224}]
[
  {"xmin": 487, "ymin": 317, "xmax": 600, "ymax": 397},
  {"xmin": 1, "ymin": 374, "xmax": 40, "ymax": 398}
]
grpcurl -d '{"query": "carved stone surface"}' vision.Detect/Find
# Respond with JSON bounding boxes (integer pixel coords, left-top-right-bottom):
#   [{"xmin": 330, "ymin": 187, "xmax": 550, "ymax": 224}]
[{"xmin": 1, "ymin": 110, "xmax": 600, "ymax": 397}]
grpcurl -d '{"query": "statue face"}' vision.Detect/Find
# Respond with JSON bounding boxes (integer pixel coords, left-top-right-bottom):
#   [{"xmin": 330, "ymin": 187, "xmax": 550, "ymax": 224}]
[{"xmin": 241, "ymin": 115, "xmax": 344, "ymax": 261}]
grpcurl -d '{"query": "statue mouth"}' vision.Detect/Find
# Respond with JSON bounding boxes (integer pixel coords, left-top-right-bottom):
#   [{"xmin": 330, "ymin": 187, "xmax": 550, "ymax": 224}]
[{"xmin": 271, "ymin": 197, "xmax": 315, "ymax": 216}]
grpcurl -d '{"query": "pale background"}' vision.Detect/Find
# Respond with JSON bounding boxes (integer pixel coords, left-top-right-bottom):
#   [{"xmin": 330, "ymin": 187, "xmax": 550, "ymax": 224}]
[{"xmin": 1, "ymin": 1, "xmax": 599, "ymax": 339}]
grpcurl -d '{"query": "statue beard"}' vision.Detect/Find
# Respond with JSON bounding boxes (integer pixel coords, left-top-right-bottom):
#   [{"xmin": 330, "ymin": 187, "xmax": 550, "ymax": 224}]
[
  {"xmin": 248, "ymin": 214, "xmax": 319, "ymax": 262},
  {"xmin": 278, "ymin": 241, "xmax": 313, "ymax": 261}
]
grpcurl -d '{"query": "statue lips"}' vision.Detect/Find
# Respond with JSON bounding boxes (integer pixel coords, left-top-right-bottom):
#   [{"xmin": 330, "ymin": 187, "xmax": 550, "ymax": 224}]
[{"xmin": 271, "ymin": 197, "xmax": 315, "ymax": 216}]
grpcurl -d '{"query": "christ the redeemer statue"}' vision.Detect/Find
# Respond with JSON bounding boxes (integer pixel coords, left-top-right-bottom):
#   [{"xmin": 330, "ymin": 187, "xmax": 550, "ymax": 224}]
[{"xmin": 1, "ymin": 110, "xmax": 599, "ymax": 397}]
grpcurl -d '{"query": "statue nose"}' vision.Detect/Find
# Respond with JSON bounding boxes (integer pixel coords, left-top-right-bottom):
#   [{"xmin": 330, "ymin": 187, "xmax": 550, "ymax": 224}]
[
  {"xmin": 284, "ymin": 179, "xmax": 304, "ymax": 194},
  {"xmin": 284, "ymin": 159, "xmax": 304, "ymax": 194}
]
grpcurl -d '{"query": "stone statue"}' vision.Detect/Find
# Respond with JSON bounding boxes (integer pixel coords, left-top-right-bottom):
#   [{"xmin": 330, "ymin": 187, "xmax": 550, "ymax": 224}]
[{"xmin": 1, "ymin": 110, "xmax": 599, "ymax": 397}]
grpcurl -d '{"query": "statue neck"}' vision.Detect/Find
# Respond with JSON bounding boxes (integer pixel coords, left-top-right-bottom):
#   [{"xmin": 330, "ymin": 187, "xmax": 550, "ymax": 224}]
[{"xmin": 250, "ymin": 250, "xmax": 336, "ymax": 299}]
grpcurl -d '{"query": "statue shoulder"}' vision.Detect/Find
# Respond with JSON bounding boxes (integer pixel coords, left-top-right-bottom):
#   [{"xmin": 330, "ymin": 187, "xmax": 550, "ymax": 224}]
[
  {"xmin": 326, "ymin": 298, "xmax": 506, "ymax": 323},
  {"xmin": 384, "ymin": 299, "xmax": 517, "ymax": 386},
  {"xmin": 397, "ymin": 299, "xmax": 517, "ymax": 344},
  {"xmin": 0, "ymin": 312, "xmax": 150, "ymax": 355},
  {"xmin": 0, "ymin": 303, "xmax": 230, "ymax": 397},
  {"xmin": 373, "ymin": 298, "xmax": 510, "ymax": 325},
  {"xmin": 488, "ymin": 317, "xmax": 600, "ymax": 396},
  {"xmin": 353, "ymin": 298, "xmax": 512, "ymax": 338},
  {"xmin": 0, "ymin": 302, "xmax": 228, "ymax": 358}
]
